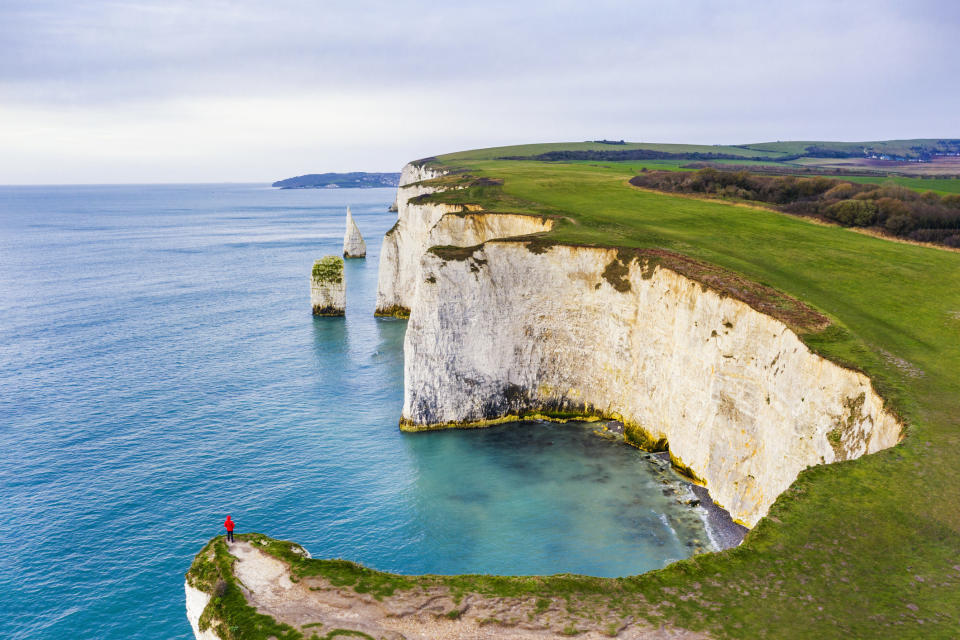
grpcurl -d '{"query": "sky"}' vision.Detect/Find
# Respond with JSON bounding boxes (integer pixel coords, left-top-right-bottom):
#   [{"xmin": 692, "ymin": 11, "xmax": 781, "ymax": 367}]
[{"xmin": 1, "ymin": 0, "xmax": 958, "ymax": 184}]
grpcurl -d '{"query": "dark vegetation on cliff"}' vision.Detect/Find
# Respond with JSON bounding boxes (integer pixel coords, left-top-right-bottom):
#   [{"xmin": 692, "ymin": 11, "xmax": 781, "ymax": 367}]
[{"xmin": 630, "ymin": 169, "xmax": 960, "ymax": 247}]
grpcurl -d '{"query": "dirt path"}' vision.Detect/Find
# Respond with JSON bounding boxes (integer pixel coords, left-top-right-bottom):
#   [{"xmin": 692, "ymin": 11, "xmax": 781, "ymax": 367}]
[{"xmin": 228, "ymin": 541, "xmax": 711, "ymax": 640}]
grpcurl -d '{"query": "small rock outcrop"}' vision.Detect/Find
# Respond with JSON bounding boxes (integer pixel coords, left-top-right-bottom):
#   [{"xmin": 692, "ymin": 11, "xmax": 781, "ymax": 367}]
[
  {"xmin": 342, "ymin": 207, "xmax": 366, "ymax": 258},
  {"xmin": 310, "ymin": 256, "xmax": 345, "ymax": 316}
]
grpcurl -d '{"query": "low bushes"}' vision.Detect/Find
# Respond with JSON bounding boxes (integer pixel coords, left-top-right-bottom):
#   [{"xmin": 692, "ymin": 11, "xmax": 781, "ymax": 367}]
[{"xmin": 629, "ymin": 169, "xmax": 960, "ymax": 247}]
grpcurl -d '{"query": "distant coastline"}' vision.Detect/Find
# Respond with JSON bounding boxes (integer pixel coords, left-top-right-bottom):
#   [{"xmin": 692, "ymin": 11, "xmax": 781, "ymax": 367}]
[{"xmin": 272, "ymin": 172, "xmax": 400, "ymax": 189}]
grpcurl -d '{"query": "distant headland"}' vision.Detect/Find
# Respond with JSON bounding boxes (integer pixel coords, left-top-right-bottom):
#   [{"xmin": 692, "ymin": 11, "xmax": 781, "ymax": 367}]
[{"xmin": 271, "ymin": 172, "xmax": 401, "ymax": 189}]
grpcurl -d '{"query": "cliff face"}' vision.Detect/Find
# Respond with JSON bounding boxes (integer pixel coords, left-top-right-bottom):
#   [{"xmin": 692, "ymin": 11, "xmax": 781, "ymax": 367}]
[
  {"xmin": 401, "ymin": 242, "xmax": 901, "ymax": 526},
  {"xmin": 184, "ymin": 581, "xmax": 217, "ymax": 640},
  {"xmin": 375, "ymin": 163, "xmax": 451, "ymax": 316},
  {"xmin": 375, "ymin": 162, "xmax": 553, "ymax": 316},
  {"xmin": 378, "ymin": 166, "xmax": 902, "ymax": 527}
]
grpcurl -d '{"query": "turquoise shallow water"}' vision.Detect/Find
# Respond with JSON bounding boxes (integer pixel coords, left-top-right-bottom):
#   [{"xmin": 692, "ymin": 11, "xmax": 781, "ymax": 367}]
[{"xmin": 0, "ymin": 184, "xmax": 710, "ymax": 639}]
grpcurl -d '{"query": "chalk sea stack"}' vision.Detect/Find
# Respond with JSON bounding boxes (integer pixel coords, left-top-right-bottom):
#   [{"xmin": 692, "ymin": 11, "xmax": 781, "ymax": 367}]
[
  {"xmin": 342, "ymin": 206, "xmax": 366, "ymax": 258},
  {"xmin": 310, "ymin": 256, "xmax": 345, "ymax": 316}
]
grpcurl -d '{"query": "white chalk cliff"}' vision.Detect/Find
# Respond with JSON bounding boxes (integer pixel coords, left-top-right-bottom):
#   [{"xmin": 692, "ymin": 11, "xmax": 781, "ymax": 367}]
[
  {"xmin": 375, "ymin": 163, "xmax": 450, "ymax": 315},
  {"xmin": 342, "ymin": 206, "xmax": 366, "ymax": 258},
  {"xmin": 375, "ymin": 163, "xmax": 552, "ymax": 315},
  {"xmin": 184, "ymin": 581, "xmax": 218, "ymax": 640},
  {"xmin": 378, "ymin": 162, "xmax": 903, "ymax": 527}
]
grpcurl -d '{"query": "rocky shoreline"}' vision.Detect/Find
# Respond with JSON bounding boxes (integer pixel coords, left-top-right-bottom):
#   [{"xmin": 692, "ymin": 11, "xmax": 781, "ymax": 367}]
[{"xmin": 597, "ymin": 422, "xmax": 746, "ymax": 551}]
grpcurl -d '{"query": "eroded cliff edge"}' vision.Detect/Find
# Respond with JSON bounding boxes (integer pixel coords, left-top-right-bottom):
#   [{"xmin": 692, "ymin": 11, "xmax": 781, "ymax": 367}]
[
  {"xmin": 375, "ymin": 162, "xmax": 553, "ymax": 316},
  {"xmin": 379, "ymin": 161, "xmax": 902, "ymax": 528}
]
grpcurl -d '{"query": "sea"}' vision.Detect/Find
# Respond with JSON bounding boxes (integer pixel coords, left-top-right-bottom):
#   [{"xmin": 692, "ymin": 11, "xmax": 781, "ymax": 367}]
[{"xmin": 0, "ymin": 184, "xmax": 712, "ymax": 639}]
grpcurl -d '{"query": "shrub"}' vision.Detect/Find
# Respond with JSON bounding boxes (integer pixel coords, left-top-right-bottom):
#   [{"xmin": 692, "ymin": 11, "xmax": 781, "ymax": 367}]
[
  {"xmin": 627, "ymin": 169, "xmax": 960, "ymax": 246},
  {"xmin": 941, "ymin": 194, "xmax": 960, "ymax": 209},
  {"xmin": 824, "ymin": 183, "xmax": 858, "ymax": 200},
  {"xmin": 874, "ymin": 197, "xmax": 911, "ymax": 224},
  {"xmin": 886, "ymin": 214, "xmax": 916, "ymax": 235},
  {"xmin": 826, "ymin": 199, "xmax": 877, "ymax": 226}
]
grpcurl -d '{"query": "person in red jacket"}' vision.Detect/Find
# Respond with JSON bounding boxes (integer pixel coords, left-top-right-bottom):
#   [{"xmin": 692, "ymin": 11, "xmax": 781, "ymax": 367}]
[{"xmin": 224, "ymin": 515, "xmax": 235, "ymax": 543}]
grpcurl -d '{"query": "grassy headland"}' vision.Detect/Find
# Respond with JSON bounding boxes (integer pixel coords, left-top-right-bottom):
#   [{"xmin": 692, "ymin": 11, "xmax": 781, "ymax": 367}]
[{"xmin": 199, "ymin": 142, "xmax": 960, "ymax": 639}]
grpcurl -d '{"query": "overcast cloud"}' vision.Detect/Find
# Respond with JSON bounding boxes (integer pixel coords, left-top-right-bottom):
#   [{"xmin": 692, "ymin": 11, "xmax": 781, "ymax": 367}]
[{"xmin": 1, "ymin": 0, "xmax": 958, "ymax": 183}]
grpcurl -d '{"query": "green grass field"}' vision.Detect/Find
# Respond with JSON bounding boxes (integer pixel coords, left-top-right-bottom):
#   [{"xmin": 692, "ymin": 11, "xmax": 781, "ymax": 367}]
[
  {"xmin": 737, "ymin": 139, "xmax": 959, "ymax": 158},
  {"xmin": 441, "ymin": 141, "xmax": 793, "ymax": 161},
  {"xmin": 203, "ymin": 142, "xmax": 960, "ymax": 639},
  {"xmin": 840, "ymin": 175, "xmax": 960, "ymax": 195},
  {"xmin": 454, "ymin": 141, "xmax": 960, "ymax": 196},
  {"xmin": 426, "ymin": 147, "xmax": 960, "ymax": 637},
  {"xmin": 544, "ymin": 159, "xmax": 960, "ymax": 195},
  {"xmin": 621, "ymin": 161, "xmax": 960, "ymax": 196}
]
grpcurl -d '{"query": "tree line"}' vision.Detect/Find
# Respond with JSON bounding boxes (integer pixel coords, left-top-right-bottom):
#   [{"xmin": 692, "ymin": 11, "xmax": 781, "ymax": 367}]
[{"xmin": 629, "ymin": 169, "xmax": 960, "ymax": 248}]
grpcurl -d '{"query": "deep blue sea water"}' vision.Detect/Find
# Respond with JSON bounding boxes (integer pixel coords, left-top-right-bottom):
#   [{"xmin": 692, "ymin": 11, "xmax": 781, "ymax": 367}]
[{"xmin": 0, "ymin": 184, "xmax": 710, "ymax": 639}]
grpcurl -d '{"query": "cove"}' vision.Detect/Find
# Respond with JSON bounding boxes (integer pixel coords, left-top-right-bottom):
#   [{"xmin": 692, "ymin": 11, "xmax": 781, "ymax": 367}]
[{"xmin": 1, "ymin": 184, "xmax": 717, "ymax": 640}]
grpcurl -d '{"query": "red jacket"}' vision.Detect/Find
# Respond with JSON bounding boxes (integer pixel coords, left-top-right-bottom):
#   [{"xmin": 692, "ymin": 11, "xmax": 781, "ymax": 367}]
[{"xmin": 224, "ymin": 517, "xmax": 235, "ymax": 532}]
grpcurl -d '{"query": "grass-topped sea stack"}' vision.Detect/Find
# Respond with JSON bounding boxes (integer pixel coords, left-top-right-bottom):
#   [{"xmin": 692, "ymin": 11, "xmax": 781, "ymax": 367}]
[{"xmin": 310, "ymin": 256, "xmax": 345, "ymax": 316}]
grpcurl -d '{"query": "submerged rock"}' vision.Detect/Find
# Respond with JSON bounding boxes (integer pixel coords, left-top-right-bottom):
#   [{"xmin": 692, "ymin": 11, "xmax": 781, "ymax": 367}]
[
  {"xmin": 604, "ymin": 420, "xmax": 625, "ymax": 435},
  {"xmin": 343, "ymin": 206, "xmax": 366, "ymax": 258},
  {"xmin": 311, "ymin": 256, "xmax": 345, "ymax": 316}
]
